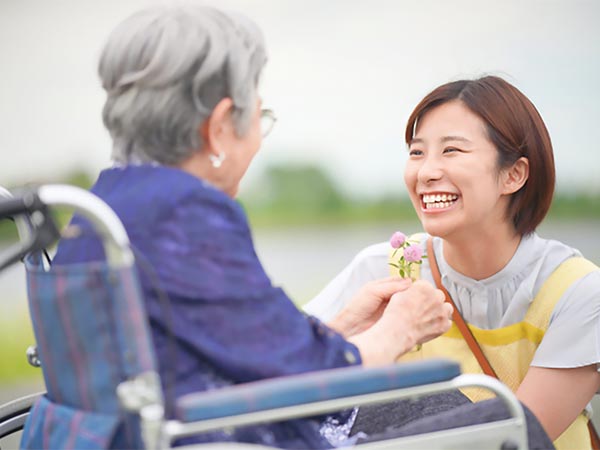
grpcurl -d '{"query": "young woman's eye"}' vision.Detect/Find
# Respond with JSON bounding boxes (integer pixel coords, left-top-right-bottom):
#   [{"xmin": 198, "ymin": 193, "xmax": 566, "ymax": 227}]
[
  {"xmin": 409, "ymin": 148, "xmax": 423, "ymax": 156},
  {"xmin": 443, "ymin": 147, "xmax": 460, "ymax": 154}
]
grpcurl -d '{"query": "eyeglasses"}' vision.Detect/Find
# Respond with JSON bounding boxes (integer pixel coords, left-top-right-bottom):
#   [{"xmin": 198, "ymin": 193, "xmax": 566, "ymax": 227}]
[{"xmin": 260, "ymin": 108, "xmax": 277, "ymax": 138}]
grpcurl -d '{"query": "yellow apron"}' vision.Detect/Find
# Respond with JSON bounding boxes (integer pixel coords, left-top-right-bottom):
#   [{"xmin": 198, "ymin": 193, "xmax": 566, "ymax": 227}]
[{"xmin": 390, "ymin": 237, "xmax": 599, "ymax": 450}]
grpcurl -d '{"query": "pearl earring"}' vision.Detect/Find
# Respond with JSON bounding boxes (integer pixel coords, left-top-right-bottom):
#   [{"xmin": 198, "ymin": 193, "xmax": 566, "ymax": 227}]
[{"xmin": 209, "ymin": 152, "xmax": 226, "ymax": 169}]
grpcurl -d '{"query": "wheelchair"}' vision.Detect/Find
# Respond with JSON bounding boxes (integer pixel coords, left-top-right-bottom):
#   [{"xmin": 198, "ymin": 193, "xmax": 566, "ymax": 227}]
[{"xmin": 0, "ymin": 184, "xmax": 529, "ymax": 449}]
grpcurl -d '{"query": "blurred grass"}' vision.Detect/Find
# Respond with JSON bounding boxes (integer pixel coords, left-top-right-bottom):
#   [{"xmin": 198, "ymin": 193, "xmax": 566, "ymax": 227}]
[
  {"xmin": 0, "ymin": 311, "xmax": 41, "ymax": 383},
  {"xmin": 243, "ymin": 197, "xmax": 419, "ymax": 228},
  {"xmin": 546, "ymin": 193, "xmax": 600, "ymax": 220}
]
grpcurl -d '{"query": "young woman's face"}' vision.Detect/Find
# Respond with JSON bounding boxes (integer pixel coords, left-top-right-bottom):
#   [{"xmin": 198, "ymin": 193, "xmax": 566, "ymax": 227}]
[{"xmin": 404, "ymin": 100, "xmax": 512, "ymax": 241}]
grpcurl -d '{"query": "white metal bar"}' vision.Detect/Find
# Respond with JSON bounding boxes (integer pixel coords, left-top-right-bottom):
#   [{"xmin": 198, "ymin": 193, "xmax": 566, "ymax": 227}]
[
  {"xmin": 450, "ymin": 374, "xmax": 525, "ymax": 424},
  {"xmin": 37, "ymin": 185, "xmax": 134, "ymax": 268},
  {"xmin": 0, "ymin": 413, "xmax": 29, "ymax": 439}
]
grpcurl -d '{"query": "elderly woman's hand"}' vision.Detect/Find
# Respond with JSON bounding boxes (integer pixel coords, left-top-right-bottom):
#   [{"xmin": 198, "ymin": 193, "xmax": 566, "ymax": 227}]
[
  {"xmin": 327, "ymin": 277, "xmax": 412, "ymax": 338},
  {"xmin": 348, "ymin": 280, "xmax": 453, "ymax": 366}
]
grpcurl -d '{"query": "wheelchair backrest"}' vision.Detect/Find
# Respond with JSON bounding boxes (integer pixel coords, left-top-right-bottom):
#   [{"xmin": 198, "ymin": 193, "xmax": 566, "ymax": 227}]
[
  {"xmin": 1, "ymin": 185, "xmax": 162, "ymax": 449},
  {"xmin": 25, "ymin": 253, "xmax": 156, "ymax": 413}
]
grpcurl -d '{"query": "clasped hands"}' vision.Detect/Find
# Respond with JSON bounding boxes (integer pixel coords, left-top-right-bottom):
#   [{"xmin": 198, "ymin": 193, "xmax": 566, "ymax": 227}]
[{"xmin": 328, "ymin": 277, "xmax": 453, "ymax": 366}]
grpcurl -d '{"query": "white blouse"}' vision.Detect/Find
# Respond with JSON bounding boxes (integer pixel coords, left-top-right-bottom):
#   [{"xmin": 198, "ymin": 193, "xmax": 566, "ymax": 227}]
[{"xmin": 304, "ymin": 233, "xmax": 600, "ymax": 369}]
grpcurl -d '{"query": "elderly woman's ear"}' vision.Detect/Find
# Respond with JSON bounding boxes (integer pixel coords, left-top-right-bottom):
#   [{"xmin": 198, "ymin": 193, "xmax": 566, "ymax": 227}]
[
  {"xmin": 201, "ymin": 97, "xmax": 235, "ymax": 162},
  {"xmin": 178, "ymin": 97, "xmax": 234, "ymax": 180}
]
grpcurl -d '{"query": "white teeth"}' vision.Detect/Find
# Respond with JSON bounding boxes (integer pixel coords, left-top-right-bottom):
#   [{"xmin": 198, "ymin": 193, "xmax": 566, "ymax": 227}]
[
  {"xmin": 422, "ymin": 194, "xmax": 458, "ymax": 204},
  {"xmin": 422, "ymin": 194, "xmax": 458, "ymax": 209}
]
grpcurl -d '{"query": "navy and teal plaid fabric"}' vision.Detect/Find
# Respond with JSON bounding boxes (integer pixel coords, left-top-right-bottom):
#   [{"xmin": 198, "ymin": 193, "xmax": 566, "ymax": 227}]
[
  {"xmin": 21, "ymin": 395, "xmax": 122, "ymax": 449},
  {"xmin": 21, "ymin": 253, "xmax": 155, "ymax": 449},
  {"xmin": 23, "ymin": 164, "xmax": 361, "ymax": 449}
]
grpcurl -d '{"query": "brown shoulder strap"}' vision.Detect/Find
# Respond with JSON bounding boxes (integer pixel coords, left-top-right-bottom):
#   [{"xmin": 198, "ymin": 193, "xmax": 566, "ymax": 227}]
[
  {"xmin": 426, "ymin": 238, "xmax": 498, "ymax": 378},
  {"xmin": 591, "ymin": 425, "xmax": 600, "ymax": 450}
]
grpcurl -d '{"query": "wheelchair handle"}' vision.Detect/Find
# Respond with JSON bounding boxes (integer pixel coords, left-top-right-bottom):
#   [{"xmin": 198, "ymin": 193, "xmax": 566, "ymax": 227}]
[
  {"xmin": 0, "ymin": 193, "xmax": 45, "ymax": 220},
  {"xmin": 0, "ymin": 185, "xmax": 134, "ymax": 269},
  {"xmin": 0, "ymin": 190, "xmax": 58, "ymax": 272},
  {"xmin": 0, "ymin": 186, "xmax": 34, "ymax": 241},
  {"xmin": 36, "ymin": 185, "xmax": 134, "ymax": 267}
]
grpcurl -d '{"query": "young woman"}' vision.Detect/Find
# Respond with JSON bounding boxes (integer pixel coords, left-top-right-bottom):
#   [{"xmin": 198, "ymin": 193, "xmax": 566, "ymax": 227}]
[{"xmin": 305, "ymin": 75, "xmax": 600, "ymax": 449}]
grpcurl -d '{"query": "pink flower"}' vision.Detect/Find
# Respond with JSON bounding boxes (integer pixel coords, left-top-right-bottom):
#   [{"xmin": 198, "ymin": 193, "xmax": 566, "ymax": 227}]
[
  {"xmin": 403, "ymin": 244, "xmax": 423, "ymax": 263},
  {"xmin": 390, "ymin": 231, "xmax": 406, "ymax": 249}
]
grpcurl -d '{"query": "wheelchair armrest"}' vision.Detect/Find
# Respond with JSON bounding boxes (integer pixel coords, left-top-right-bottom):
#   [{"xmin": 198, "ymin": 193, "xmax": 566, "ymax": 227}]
[{"xmin": 176, "ymin": 358, "xmax": 460, "ymax": 422}]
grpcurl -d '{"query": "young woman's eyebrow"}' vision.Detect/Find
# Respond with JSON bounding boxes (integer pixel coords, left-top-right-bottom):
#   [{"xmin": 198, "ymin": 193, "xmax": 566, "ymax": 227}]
[
  {"xmin": 441, "ymin": 135, "xmax": 472, "ymax": 143},
  {"xmin": 409, "ymin": 136, "xmax": 472, "ymax": 146}
]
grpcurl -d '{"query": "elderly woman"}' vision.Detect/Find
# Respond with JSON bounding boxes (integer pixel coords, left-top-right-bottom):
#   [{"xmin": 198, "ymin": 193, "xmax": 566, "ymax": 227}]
[{"xmin": 45, "ymin": 5, "xmax": 553, "ymax": 449}]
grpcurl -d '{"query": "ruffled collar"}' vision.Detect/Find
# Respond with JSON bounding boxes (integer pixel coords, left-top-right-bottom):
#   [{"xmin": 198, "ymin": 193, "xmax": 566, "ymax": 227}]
[{"xmin": 434, "ymin": 233, "xmax": 539, "ymax": 290}]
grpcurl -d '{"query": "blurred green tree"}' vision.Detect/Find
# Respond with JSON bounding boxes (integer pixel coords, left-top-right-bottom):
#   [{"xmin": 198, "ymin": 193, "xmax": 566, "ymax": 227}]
[{"xmin": 258, "ymin": 164, "xmax": 345, "ymax": 213}]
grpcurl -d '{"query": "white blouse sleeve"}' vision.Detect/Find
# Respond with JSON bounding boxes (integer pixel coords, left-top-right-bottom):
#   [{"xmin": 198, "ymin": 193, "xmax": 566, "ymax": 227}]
[
  {"xmin": 303, "ymin": 242, "xmax": 391, "ymax": 322},
  {"xmin": 532, "ymin": 270, "xmax": 600, "ymax": 368}
]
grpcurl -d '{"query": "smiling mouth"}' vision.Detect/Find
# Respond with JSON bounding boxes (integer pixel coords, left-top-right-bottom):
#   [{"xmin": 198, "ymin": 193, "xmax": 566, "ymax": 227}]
[{"xmin": 421, "ymin": 193, "xmax": 459, "ymax": 210}]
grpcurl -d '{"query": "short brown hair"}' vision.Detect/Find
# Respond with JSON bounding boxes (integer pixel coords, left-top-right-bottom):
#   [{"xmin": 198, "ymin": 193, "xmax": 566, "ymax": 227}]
[{"xmin": 405, "ymin": 76, "xmax": 555, "ymax": 235}]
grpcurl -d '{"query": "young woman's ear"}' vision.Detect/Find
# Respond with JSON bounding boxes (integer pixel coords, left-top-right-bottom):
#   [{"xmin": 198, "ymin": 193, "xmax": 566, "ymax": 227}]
[
  {"xmin": 199, "ymin": 97, "xmax": 234, "ymax": 155},
  {"xmin": 502, "ymin": 157, "xmax": 530, "ymax": 195}
]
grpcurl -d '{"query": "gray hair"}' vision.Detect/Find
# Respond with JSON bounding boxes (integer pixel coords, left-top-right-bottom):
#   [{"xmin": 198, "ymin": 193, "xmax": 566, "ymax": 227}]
[{"xmin": 98, "ymin": 5, "xmax": 267, "ymax": 165}]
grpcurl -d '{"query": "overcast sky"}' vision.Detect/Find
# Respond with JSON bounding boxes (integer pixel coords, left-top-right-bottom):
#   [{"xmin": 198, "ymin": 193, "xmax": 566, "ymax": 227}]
[{"xmin": 1, "ymin": 0, "xmax": 599, "ymax": 197}]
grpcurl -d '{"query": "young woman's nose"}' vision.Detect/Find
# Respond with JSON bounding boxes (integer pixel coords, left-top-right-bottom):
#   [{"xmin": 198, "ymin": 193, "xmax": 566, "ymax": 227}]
[{"xmin": 417, "ymin": 154, "xmax": 444, "ymax": 184}]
